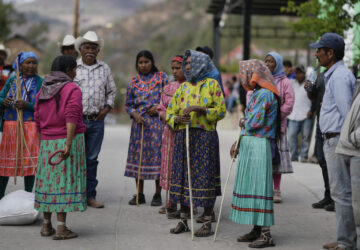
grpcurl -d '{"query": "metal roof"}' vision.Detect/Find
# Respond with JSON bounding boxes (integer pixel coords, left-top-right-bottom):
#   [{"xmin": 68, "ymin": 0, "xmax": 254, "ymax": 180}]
[{"xmin": 207, "ymin": 0, "xmax": 308, "ymax": 16}]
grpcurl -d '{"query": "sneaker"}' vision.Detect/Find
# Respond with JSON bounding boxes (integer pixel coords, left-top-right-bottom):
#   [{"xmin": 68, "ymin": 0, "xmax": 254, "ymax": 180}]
[
  {"xmin": 248, "ymin": 231, "xmax": 275, "ymax": 248},
  {"xmin": 308, "ymin": 156, "xmax": 318, "ymax": 164},
  {"xmin": 300, "ymin": 157, "xmax": 308, "ymax": 163},
  {"xmin": 325, "ymin": 202, "xmax": 335, "ymax": 212},
  {"xmin": 312, "ymin": 198, "xmax": 332, "ymax": 209},
  {"xmin": 273, "ymin": 189, "xmax": 282, "ymax": 203},
  {"xmin": 151, "ymin": 193, "xmax": 162, "ymax": 206},
  {"xmin": 128, "ymin": 193, "xmax": 145, "ymax": 205}
]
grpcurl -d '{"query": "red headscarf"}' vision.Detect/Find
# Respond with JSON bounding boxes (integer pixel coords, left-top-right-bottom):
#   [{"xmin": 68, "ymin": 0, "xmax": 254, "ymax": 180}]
[
  {"xmin": 238, "ymin": 59, "xmax": 279, "ymax": 96},
  {"xmin": 171, "ymin": 56, "xmax": 183, "ymax": 63}
]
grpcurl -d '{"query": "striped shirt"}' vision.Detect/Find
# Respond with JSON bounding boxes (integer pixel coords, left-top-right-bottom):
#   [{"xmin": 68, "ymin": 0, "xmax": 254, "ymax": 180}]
[{"xmin": 74, "ymin": 59, "xmax": 116, "ymax": 115}]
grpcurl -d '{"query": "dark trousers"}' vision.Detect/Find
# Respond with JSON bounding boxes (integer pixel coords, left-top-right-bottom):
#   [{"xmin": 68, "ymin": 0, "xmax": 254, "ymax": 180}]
[
  {"xmin": 84, "ymin": 119, "xmax": 105, "ymax": 199},
  {"xmin": 0, "ymin": 175, "xmax": 35, "ymax": 199},
  {"xmin": 315, "ymin": 122, "xmax": 332, "ymax": 200}
]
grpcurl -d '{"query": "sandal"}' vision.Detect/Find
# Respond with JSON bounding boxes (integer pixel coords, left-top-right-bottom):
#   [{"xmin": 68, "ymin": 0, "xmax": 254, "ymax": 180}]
[
  {"xmin": 194, "ymin": 221, "xmax": 214, "ymax": 237},
  {"xmin": 53, "ymin": 226, "xmax": 78, "ymax": 240},
  {"xmin": 248, "ymin": 231, "xmax": 275, "ymax": 248},
  {"xmin": 237, "ymin": 226, "xmax": 261, "ymax": 242},
  {"xmin": 170, "ymin": 220, "xmax": 190, "ymax": 234},
  {"xmin": 40, "ymin": 223, "xmax": 56, "ymax": 237}
]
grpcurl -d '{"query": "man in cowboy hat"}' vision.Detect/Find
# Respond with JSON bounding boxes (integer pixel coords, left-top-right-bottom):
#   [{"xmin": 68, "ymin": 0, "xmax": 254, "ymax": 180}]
[
  {"xmin": 74, "ymin": 31, "xmax": 116, "ymax": 208},
  {"xmin": 59, "ymin": 34, "xmax": 78, "ymax": 59}
]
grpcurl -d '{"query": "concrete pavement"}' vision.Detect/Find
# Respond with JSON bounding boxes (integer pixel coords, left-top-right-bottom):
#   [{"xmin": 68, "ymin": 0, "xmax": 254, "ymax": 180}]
[{"xmin": 0, "ymin": 125, "xmax": 336, "ymax": 250}]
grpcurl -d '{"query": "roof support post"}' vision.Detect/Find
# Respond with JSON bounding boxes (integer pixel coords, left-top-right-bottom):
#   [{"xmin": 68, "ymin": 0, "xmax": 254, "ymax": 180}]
[
  {"xmin": 213, "ymin": 15, "xmax": 221, "ymax": 68},
  {"xmin": 242, "ymin": 0, "xmax": 252, "ymax": 60}
]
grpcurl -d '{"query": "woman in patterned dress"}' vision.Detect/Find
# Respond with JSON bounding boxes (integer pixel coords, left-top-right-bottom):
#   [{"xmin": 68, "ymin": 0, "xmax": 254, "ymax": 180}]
[
  {"xmin": 125, "ymin": 50, "xmax": 168, "ymax": 206},
  {"xmin": 0, "ymin": 52, "xmax": 42, "ymax": 199},
  {"xmin": 158, "ymin": 55, "xmax": 185, "ymax": 215},
  {"xmin": 230, "ymin": 60, "xmax": 280, "ymax": 248},
  {"xmin": 34, "ymin": 55, "xmax": 87, "ymax": 240},
  {"xmin": 167, "ymin": 50, "xmax": 226, "ymax": 237}
]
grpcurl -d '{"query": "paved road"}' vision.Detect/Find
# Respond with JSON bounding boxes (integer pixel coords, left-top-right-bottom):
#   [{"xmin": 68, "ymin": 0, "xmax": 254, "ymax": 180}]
[{"xmin": 1, "ymin": 125, "xmax": 336, "ymax": 250}]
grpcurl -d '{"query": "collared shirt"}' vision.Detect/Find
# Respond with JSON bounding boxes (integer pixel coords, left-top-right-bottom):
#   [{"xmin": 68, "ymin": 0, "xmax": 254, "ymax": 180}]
[
  {"xmin": 74, "ymin": 59, "xmax": 116, "ymax": 115},
  {"xmin": 288, "ymin": 79, "xmax": 312, "ymax": 121},
  {"xmin": 319, "ymin": 60, "xmax": 355, "ymax": 133}
]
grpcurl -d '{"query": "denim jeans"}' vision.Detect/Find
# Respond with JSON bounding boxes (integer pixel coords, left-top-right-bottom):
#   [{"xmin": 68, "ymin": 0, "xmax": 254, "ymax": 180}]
[
  {"xmin": 84, "ymin": 119, "xmax": 105, "ymax": 199},
  {"xmin": 315, "ymin": 122, "xmax": 331, "ymax": 200},
  {"xmin": 323, "ymin": 135, "xmax": 359, "ymax": 249},
  {"xmin": 288, "ymin": 118, "xmax": 313, "ymax": 160}
]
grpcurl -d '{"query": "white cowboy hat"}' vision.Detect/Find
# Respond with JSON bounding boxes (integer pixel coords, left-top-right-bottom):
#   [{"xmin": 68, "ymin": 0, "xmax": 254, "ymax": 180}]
[
  {"xmin": 74, "ymin": 31, "xmax": 104, "ymax": 53},
  {"xmin": 0, "ymin": 44, "xmax": 11, "ymax": 58},
  {"xmin": 58, "ymin": 34, "xmax": 76, "ymax": 48}
]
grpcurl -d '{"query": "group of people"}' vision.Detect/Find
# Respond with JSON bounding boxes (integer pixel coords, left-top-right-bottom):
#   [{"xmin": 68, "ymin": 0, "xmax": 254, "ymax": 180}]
[
  {"xmin": 0, "ymin": 31, "xmax": 116, "ymax": 239},
  {"xmin": 0, "ymin": 29, "xmax": 358, "ymax": 249}
]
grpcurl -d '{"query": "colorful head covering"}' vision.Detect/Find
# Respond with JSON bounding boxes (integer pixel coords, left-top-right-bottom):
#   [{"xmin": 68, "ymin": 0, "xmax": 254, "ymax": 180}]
[
  {"xmin": 12, "ymin": 51, "xmax": 38, "ymax": 70},
  {"xmin": 238, "ymin": 59, "xmax": 279, "ymax": 96},
  {"xmin": 172, "ymin": 56, "xmax": 183, "ymax": 63},
  {"xmin": 182, "ymin": 49, "xmax": 216, "ymax": 83},
  {"xmin": 265, "ymin": 51, "xmax": 286, "ymax": 80}
]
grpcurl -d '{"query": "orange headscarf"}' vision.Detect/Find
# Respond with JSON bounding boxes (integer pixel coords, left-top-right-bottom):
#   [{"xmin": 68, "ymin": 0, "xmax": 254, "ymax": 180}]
[{"xmin": 238, "ymin": 59, "xmax": 279, "ymax": 96}]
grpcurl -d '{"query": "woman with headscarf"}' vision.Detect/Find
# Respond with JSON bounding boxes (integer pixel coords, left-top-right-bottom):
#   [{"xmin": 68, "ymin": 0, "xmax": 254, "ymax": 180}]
[
  {"xmin": 167, "ymin": 50, "xmax": 226, "ymax": 237},
  {"xmin": 264, "ymin": 52, "xmax": 294, "ymax": 203},
  {"xmin": 34, "ymin": 55, "xmax": 86, "ymax": 240},
  {"xmin": 0, "ymin": 52, "xmax": 42, "ymax": 199},
  {"xmin": 230, "ymin": 59, "xmax": 280, "ymax": 248},
  {"xmin": 158, "ymin": 55, "xmax": 185, "ymax": 216},
  {"xmin": 124, "ymin": 50, "xmax": 168, "ymax": 206}
]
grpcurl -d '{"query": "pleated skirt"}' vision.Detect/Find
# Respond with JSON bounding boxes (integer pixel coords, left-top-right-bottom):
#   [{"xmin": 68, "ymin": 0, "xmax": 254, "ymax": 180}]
[
  {"xmin": 230, "ymin": 136, "xmax": 274, "ymax": 227},
  {"xmin": 169, "ymin": 128, "xmax": 221, "ymax": 208}
]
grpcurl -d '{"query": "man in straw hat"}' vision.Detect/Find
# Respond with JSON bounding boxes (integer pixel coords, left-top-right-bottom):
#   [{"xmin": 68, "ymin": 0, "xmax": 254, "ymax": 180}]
[
  {"xmin": 59, "ymin": 35, "xmax": 78, "ymax": 59},
  {"xmin": 74, "ymin": 31, "xmax": 116, "ymax": 208}
]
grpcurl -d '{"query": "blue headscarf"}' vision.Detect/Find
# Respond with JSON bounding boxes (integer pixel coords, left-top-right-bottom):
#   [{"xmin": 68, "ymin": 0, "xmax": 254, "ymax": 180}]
[
  {"xmin": 12, "ymin": 51, "xmax": 38, "ymax": 70},
  {"xmin": 265, "ymin": 51, "xmax": 286, "ymax": 80},
  {"xmin": 182, "ymin": 50, "xmax": 216, "ymax": 83}
]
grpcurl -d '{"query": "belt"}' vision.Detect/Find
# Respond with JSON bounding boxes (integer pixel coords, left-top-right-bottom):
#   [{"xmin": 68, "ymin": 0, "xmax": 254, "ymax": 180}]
[
  {"xmin": 322, "ymin": 132, "xmax": 340, "ymax": 140},
  {"xmin": 83, "ymin": 114, "xmax": 98, "ymax": 121}
]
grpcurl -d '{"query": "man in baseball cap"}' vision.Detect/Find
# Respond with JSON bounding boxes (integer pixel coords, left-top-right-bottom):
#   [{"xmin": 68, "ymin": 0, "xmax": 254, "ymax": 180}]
[{"xmin": 310, "ymin": 33, "xmax": 358, "ymax": 250}]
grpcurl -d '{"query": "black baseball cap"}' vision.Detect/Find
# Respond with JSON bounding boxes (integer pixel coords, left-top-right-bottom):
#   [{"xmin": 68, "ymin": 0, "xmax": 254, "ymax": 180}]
[{"xmin": 309, "ymin": 32, "xmax": 345, "ymax": 51}]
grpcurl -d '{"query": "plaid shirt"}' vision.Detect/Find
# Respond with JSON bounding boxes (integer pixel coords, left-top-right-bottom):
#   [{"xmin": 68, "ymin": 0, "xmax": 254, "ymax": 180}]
[{"xmin": 74, "ymin": 59, "xmax": 116, "ymax": 115}]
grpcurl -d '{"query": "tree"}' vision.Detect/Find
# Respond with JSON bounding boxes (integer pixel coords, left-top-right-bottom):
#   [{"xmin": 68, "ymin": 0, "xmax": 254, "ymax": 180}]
[
  {"xmin": 282, "ymin": 0, "xmax": 360, "ymax": 38},
  {"xmin": 0, "ymin": 0, "xmax": 24, "ymax": 41}
]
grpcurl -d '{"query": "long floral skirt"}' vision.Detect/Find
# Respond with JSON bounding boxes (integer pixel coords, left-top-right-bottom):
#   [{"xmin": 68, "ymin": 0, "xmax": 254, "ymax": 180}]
[
  {"xmin": 230, "ymin": 136, "xmax": 274, "ymax": 227},
  {"xmin": 159, "ymin": 125, "xmax": 176, "ymax": 190},
  {"xmin": 124, "ymin": 118, "xmax": 163, "ymax": 180},
  {"xmin": 34, "ymin": 134, "xmax": 87, "ymax": 213},
  {"xmin": 0, "ymin": 121, "xmax": 39, "ymax": 177},
  {"xmin": 169, "ymin": 128, "xmax": 221, "ymax": 208}
]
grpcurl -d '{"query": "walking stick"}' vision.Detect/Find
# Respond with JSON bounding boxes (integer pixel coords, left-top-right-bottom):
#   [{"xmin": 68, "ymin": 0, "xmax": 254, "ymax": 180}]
[
  {"xmin": 14, "ymin": 58, "xmax": 24, "ymax": 184},
  {"xmin": 185, "ymin": 124, "xmax": 194, "ymax": 240},
  {"xmin": 136, "ymin": 123, "xmax": 144, "ymax": 206},
  {"xmin": 213, "ymin": 132, "xmax": 242, "ymax": 242},
  {"xmin": 165, "ymin": 131, "xmax": 172, "ymax": 215}
]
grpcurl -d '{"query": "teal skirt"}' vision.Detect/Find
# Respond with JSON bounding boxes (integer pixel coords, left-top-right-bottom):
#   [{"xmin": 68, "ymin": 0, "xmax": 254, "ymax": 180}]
[
  {"xmin": 34, "ymin": 134, "xmax": 87, "ymax": 213},
  {"xmin": 230, "ymin": 136, "xmax": 274, "ymax": 226}
]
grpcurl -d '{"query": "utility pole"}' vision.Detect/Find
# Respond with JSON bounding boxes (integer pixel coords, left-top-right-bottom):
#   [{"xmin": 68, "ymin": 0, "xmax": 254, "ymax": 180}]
[{"xmin": 73, "ymin": 0, "xmax": 79, "ymax": 37}]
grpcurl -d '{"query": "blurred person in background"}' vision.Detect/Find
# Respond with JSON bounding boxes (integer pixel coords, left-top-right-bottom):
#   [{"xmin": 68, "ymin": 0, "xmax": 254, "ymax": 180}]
[
  {"xmin": 59, "ymin": 35, "xmax": 78, "ymax": 59},
  {"xmin": 287, "ymin": 65, "xmax": 313, "ymax": 163},
  {"xmin": 264, "ymin": 52, "xmax": 294, "ymax": 203},
  {"xmin": 283, "ymin": 60, "xmax": 295, "ymax": 80}
]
